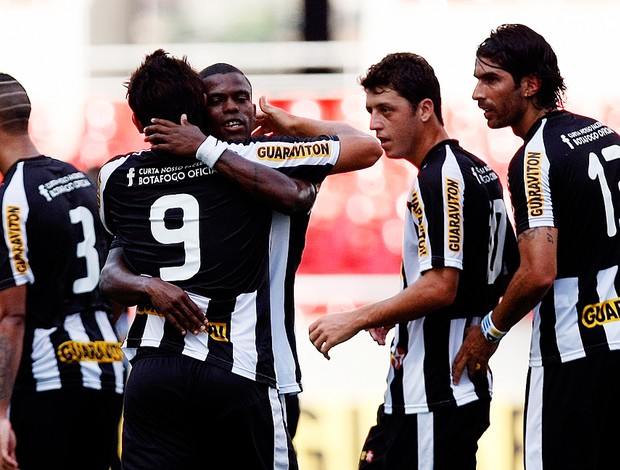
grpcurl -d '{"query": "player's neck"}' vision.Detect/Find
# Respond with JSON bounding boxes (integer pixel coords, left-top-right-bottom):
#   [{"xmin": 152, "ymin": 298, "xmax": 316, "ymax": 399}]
[
  {"xmin": 514, "ymin": 106, "xmax": 556, "ymax": 139},
  {"xmin": 0, "ymin": 133, "xmax": 40, "ymax": 175}
]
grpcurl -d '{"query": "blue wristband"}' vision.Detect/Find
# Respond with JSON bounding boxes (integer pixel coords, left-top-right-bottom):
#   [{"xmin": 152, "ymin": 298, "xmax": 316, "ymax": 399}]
[{"xmin": 480, "ymin": 312, "xmax": 507, "ymax": 344}]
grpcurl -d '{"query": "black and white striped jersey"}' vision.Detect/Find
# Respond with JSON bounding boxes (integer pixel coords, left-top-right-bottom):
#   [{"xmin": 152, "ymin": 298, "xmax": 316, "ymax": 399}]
[
  {"xmin": 0, "ymin": 156, "xmax": 125, "ymax": 394},
  {"xmin": 508, "ymin": 110, "xmax": 620, "ymax": 367},
  {"xmin": 99, "ymin": 135, "xmax": 339, "ymax": 388},
  {"xmin": 268, "ymin": 210, "xmax": 311, "ymax": 394},
  {"xmin": 384, "ymin": 140, "xmax": 517, "ymax": 414}
]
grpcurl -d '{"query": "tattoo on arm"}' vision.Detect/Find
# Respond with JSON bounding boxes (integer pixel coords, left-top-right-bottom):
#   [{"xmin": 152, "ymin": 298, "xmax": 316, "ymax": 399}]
[{"xmin": 518, "ymin": 227, "xmax": 555, "ymax": 244}]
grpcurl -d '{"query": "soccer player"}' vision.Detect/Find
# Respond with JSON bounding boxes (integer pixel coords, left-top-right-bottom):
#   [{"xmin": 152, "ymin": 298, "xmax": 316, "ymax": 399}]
[
  {"xmin": 0, "ymin": 73, "xmax": 125, "ymax": 470},
  {"xmin": 100, "ymin": 62, "xmax": 381, "ymax": 439},
  {"xmin": 308, "ymin": 52, "xmax": 518, "ymax": 469},
  {"xmin": 98, "ymin": 50, "xmax": 381, "ymax": 469},
  {"xmin": 452, "ymin": 24, "xmax": 620, "ymax": 469}
]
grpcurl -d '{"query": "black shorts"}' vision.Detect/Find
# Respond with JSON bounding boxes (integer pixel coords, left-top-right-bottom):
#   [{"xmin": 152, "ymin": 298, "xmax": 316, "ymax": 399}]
[
  {"xmin": 524, "ymin": 349, "xmax": 620, "ymax": 470},
  {"xmin": 121, "ymin": 349, "xmax": 297, "ymax": 470},
  {"xmin": 11, "ymin": 387, "xmax": 123, "ymax": 470},
  {"xmin": 359, "ymin": 399, "xmax": 490, "ymax": 470}
]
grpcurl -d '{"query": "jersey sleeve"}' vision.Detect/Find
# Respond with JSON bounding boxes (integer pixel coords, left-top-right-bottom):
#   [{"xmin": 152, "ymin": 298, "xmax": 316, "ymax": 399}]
[
  {"xmin": 98, "ymin": 155, "xmax": 131, "ymax": 237},
  {"xmin": 508, "ymin": 120, "xmax": 555, "ymax": 235},
  {"xmin": 223, "ymin": 135, "xmax": 340, "ymax": 183},
  {"xmin": 0, "ymin": 163, "xmax": 34, "ymax": 290},
  {"xmin": 415, "ymin": 147, "xmax": 465, "ymax": 273}
]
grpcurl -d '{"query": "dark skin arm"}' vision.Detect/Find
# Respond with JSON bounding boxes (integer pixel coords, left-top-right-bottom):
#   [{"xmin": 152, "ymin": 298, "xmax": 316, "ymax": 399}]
[
  {"xmin": 145, "ymin": 115, "xmax": 316, "ymax": 215},
  {"xmin": 253, "ymin": 96, "xmax": 381, "ymax": 174},
  {"xmin": 99, "ymin": 247, "xmax": 207, "ymax": 335},
  {"xmin": 0, "ymin": 285, "xmax": 26, "ymax": 470}
]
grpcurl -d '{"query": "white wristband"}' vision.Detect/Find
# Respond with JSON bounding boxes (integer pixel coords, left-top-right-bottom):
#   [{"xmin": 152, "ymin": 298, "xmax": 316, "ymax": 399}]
[
  {"xmin": 480, "ymin": 311, "xmax": 507, "ymax": 344},
  {"xmin": 196, "ymin": 135, "xmax": 228, "ymax": 168}
]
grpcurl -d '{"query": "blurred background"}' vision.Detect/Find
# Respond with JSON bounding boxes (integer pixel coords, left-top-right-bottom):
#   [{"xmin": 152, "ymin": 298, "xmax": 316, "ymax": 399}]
[{"xmin": 1, "ymin": 0, "xmax": 618, "ymax": 468}]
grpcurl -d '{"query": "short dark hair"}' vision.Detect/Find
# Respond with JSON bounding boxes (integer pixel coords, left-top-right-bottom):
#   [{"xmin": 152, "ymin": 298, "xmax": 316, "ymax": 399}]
[
  {"xmin": 0, "ymin": 73, "xmax": 31, "ymax": 134},
  {"xmin": 199, "ymin": 63, "xmax": 252, "ymax": 96},
  {"xmin": 126, "ymin": 49, "xmax": 207, "ymax": 131},
  {"xmin": 476, "ymin": 24, "xmax": 566, "ymax": 109},
  {"xmin": 359, "ymin": 52, "xmax": 443, "ymax": 125}
]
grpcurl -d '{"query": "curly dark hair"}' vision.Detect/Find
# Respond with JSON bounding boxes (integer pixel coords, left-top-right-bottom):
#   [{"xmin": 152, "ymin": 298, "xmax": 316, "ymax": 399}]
[
  {"xmin": 476, "ymin": 24, "xmax": 566, "ymax": 109},
  {"xmin": 359, "ymin": 52, "xmax": 443, "ymax": 125},
  {"xmin": 199, "ymin": 63, "xmax": 252, "ymax": 97},
  {"xmin": 0, "ymin": 73, "xmax": 31, "ymax": 134},
  {"xmin": 126, "ymin": 49, "xmax": 207, "ymax": 131}
]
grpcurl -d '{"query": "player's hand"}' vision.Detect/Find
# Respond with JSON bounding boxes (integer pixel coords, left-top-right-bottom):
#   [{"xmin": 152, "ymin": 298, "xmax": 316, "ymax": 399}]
[
  {"xmin": 144, "ymin": 278, "xmax": 207, "ymax": 336},
  {"xmin": 253, "ymin": 96, "xmax": 297, "ymax": 136},
  {"xmin": 367, "ymin": 325, "xmax": 393, "ymax": 345},
  {"xmin": 451, "ymin": 325, "xmax": 498, "ymax": 384},
  {"xmin": 144, "ymin": 114, "xmax": 207, "ymax": 156},
  {"xmin": 308, "ymin": 311, "xmax": 360, "ymax": 360},
  {"xmin": 0, "ymin": 418, "xmax": 18, "ymax": 470}
]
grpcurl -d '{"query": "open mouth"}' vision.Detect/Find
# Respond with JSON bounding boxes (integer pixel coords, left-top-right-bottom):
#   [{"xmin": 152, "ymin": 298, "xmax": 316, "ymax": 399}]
[{"xmin": 224, "ymin": 119, "xmax": 244, "ymax": 129}]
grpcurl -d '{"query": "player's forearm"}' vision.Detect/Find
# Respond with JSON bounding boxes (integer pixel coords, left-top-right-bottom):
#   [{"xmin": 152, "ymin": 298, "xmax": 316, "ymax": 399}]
[
  {"xmin": 490, "ymin": 227, "xmax": 557, "ymax": 332},
  {"xmin": 0, "ymin": 331, "xmax": 22, "ymax": 408},
  {"xmin": 0, "ymin": 299, "xmax": 25, "ymax": 414},
  {"xmin": 214, "ymin": 151, "xmax": 317, "ymax": 214},
  {"xmin": 358, "ymin": 268, "xmax": 459, "ymax": 329},
  {"xmin": 100, "ymin": 250, "xmax": 149, "ymax": 306},
  {"xmin": 489, "ymin": 265, "xmax": 552, "ymax": 333},
  {"xmin": 331, "ymin": 134, "xmax": 382, "ymax": 174}
]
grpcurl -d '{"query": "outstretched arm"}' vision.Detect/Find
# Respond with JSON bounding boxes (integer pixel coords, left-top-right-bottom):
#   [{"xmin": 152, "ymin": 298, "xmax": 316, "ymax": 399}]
[
  {"xmin": 144, "ymin": 116, "xmax": 316, "ymax": 214},
  {"xmin": 254, "ymin": 96, "xmax": 381, "ymax": 174},
  {"xmin": 308, "ymin": 267, "xmax": 459, "ymax": 359},
  {"xmin": 0, "ymin": 285, "xmax": 26, "ymax": 469},
  {"xmin": 100, "ymin": 247, "xmax": 207, "ymax": 336}
]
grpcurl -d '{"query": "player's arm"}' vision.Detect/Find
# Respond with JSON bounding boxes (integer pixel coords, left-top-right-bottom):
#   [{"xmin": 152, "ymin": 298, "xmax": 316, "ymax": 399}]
[
  {"xmin": 99, "ymin": 247, "xmax": 207, "ymax": 336},
  {"xmin": 308, "ymin": 267, "xmax": 459, "ymax": 359},
  {"xmin": 254, "ymin": 96, "xmax": 381, "ymax": 174},
  {"xmin": 452, "ymin": 226, "xmax": 557, "ymax": 383},
  {"xmin": 0, "ymin": 285, "xmax": 26, "ymax": 469},
  {"xmin": 144, "ymin": 116, "xmax": 316, "ymax": 214}
]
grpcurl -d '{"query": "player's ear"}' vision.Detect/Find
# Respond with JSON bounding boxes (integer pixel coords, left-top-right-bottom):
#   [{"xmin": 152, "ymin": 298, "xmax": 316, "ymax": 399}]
[
  {"xmin": 520, "ymin": 74, "xmax": 542, "ymax": 99},
  {"xmin": 131, "ymin": 112, "xmax": 144, "ymax": 134},
  {"xmin": 418, "ymin": 98, "xmax": 434, "ymax": 123}
]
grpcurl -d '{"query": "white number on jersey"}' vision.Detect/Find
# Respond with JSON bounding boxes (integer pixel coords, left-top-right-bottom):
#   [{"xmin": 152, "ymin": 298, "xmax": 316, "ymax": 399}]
[
  {"xmin": 70, "ymin": 206, "xmax": 101, "ymax": 294},
  {"xmin": 150, "ymin": 194, "xmax": 200, "ymax": 281},
  {"xmin": 487, "ymin": 198, "xmax": 508, "ymax": 285},
  {"xmin": 588, "ymin": 144, "xmax": 620, "ymax": 238}
]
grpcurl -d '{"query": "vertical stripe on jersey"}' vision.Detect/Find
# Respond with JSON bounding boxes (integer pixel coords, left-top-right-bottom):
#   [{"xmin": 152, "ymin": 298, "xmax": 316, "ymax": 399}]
[
  {"xmin": 29, "ymin": 312, "xmax": 124, "ymax": 393},
  {"xmin": 94, "ymin": 311, "xmax": 126, "ymax": 394},
  {"xmin": 255, "ymin": 273, "xmax": 276, "ymax": 382},
  {"xmin": 597, "ymin": 266, "xmax": 619, "ymax": 345},
  {"xmin": 523, "ymin": 125, "xmax": 554, "ymax": 229},
  {"xmin": 533, "ymin": 271, "xmax": 618, "ymax": 366},
  {"xmin": 269, "ymin": 387, "xmax": 291, "ymax": 469},
  {"xmin": 575, "ymin": 272, "xmax": 609, "ymax": 355},
  {"xmin": 206, "ymin": 297, "xmax": 236, "ymax": 368},
  {"xmin": 524, "ymin": 367, "xmax": 544, "ymax": 470},
  {"xmin": 417, "ymin": 412, "xmax": 434, "ymax": 470},
  {"xmin": 440, "ymin": 148, "xmax": 465, "ymax": 270},
  {"xmin": 97, "ymin": 155, "xmax": 130, "ymax": 236},
  {"xmin": 31, "ymin": 329, "xmax": 61, "ymax": 392},
  {"xmin": 386, "ymin": 323, "xmax": 408, "ymax": 411},
  {"xmin": 2, "ymin": 162, "xmax": 34, "ymax": 285},
  {"xmin": 49, "ymin": 324, "xmax": 82, "ymax": 389},
  {"xmin": 411, "ymin": 184, "xmax": 433, "ymax": 273},
  {"xmin": 422, "ymin": 318, "xmax": 456, "ymax": 408},
  {"xmin": 269, "ymin": 212, "xmax": 296, "ymax": 392}
]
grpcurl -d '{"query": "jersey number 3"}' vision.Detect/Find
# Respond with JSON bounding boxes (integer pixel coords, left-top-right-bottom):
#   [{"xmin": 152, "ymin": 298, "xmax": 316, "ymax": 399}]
[{"xmin": 69, "ymin": 206, "xmax": 101, "ymax": 294}]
